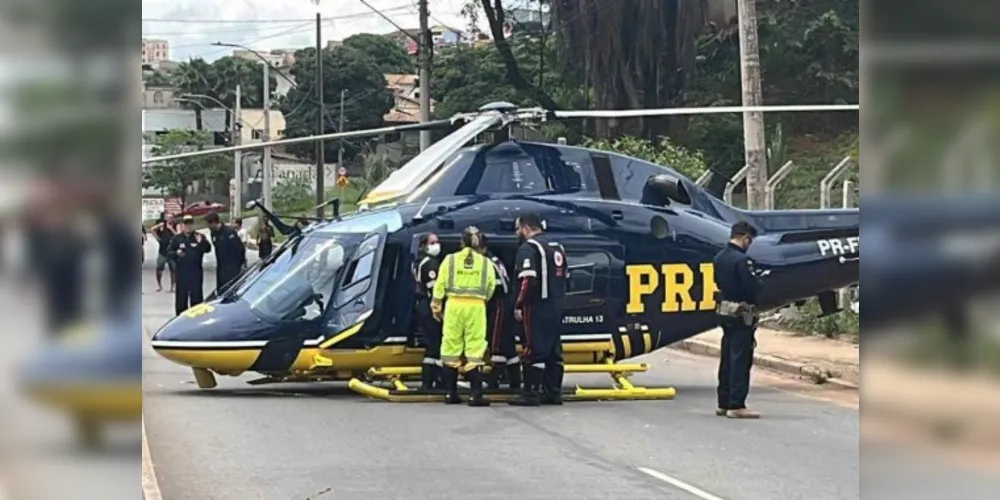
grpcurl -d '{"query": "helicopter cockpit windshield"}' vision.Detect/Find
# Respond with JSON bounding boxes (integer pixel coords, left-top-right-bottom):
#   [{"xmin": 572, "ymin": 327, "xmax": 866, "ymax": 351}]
[
  {"xmin": 233, "ymin": 234, "xmax": 351, "ymax": 322},
  {"xmin": 229, "ymin": 209, "xmax": 404, "ymax": 323}
]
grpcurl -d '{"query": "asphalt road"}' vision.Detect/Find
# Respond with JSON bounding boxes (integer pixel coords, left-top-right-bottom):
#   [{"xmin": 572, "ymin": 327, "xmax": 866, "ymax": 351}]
[{"xmin": 142, "ymin": 269, "xmax": 863, "ymax": 500}]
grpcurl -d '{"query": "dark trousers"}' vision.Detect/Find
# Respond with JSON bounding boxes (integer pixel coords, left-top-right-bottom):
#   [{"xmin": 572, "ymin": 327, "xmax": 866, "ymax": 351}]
[
  {"xmin": 415, "ymin": 299, "xmax": 442, "ymax": 362},
  {"xmin": 487, "ymin": 297, "xmax": 517, "ymax": 360},
  {"xmin": 216, "ymin": 264, "xmax": 241, "ymax": 294},
  {"xmin": 718, "ymin": 322, "xmax": 756, "ymax": 410},
  {"xmin": 522, "ymin": 304, "xmax": 564, "ymax": 398},
  {"xmin": 175, "ymin": 274, "xmax": 205, "ymax": 316}
]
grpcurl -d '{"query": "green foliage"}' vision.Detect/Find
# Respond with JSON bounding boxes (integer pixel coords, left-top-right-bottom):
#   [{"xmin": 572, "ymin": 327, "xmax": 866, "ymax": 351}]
[
  {"xmin": 343, "ymin": 34, "xmax": 414, "ymax": 73},
  {"xmin": 144, "ymin": 71, "xmax": 172, "ymax": 87},
  {"xmin": 272, "ymin": 176, "xmax": 314, "ymax": 214},
  {"xmin": 766, "ymin": 299, "xmax": 859, "ymax": 340},
  {"xmin": 142, "ymin": 130, "xmax": 230, "ymax": 205},
  {"xmin": 430, "ymin": 35, "xmax": 586, "ymax": 120},
  {"xmin": 170, "ymin": 56, "xmax": 278, "ymax": 134},
  {"xmin": 279, "ymin": 46, "xmax": 394, "ymax": 163},
  {"xmin": 582, "ymin": 136, "xmax": 708, "ymax": 180}
]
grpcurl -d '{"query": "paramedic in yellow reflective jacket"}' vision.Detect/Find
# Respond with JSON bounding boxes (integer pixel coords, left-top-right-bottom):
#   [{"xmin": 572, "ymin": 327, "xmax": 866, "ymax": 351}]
[{"xmin": 431, "ymin": 226, "xmax": 496, "ymax": 407}]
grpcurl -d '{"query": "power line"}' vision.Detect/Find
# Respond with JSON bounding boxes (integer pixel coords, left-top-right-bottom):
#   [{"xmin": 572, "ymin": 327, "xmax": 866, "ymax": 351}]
[{"xmin": 141, "ymin": 7, "xmax": 413, "ymax": 24}]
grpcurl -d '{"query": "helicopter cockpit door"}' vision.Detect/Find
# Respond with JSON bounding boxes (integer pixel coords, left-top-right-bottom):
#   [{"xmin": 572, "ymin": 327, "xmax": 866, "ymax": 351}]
[{"xmin": 318, "ymin": 224, "xmax": 390, "ymax": 350}]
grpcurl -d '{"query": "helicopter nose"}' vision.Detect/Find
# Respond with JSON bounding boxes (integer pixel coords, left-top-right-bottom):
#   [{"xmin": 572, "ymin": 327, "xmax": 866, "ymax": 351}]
[{"xmin": 150, "ymin": 302, "xmax": 268, "ymax": 374}]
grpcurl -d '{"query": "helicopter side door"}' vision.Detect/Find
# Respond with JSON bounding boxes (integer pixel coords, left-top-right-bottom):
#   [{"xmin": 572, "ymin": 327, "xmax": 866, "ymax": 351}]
[
  {"xmin": 318, "ymin": 225, "xmax": 389, "ymax": 350},
  {"xmin": 560, "ymin": 243, "xmax": 624, "ymax": 338}
]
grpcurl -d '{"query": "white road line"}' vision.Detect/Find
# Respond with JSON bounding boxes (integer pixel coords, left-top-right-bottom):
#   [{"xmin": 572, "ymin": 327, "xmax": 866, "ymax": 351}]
[
  {"xmin": 636, "ymin": 467, "xmax": 726, "ymax": 500},
  {"xmin": 142, "ymin": 415, "xmax": 164, "ymax": 500}
]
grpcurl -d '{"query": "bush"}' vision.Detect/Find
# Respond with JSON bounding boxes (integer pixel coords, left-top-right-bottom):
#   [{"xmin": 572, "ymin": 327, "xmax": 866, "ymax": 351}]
[
  {"xmin": 582, "ymin": 135, "xmax": 708, "ymax": 180},
  {"xmin": 765, "ymin": 298, "xmax": 859, "ymax": 340}
]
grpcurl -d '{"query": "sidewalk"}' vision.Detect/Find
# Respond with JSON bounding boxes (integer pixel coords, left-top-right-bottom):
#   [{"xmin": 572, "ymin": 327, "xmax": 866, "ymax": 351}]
[{"xmin": 673, "ymin": 327, "xmax": 860, "ymax": 389}]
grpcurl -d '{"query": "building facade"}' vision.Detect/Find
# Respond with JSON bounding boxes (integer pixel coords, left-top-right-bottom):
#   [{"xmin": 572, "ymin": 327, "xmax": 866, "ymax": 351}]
[{"xmin": 142, "ymin": 39, "xmax": 170, "ymax": 65}]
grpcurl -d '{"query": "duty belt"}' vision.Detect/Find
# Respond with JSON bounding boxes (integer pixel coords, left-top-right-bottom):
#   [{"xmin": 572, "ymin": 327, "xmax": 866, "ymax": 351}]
[{"xmin": 716, "ymin": 300, "xmax": 758, "ymax": 326}]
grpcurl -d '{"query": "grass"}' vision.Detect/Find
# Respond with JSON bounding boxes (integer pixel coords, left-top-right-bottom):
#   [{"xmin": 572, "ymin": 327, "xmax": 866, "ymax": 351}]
[{"xmin": 763, "ymin": 298, "xmax": 859, "ymax": 342}]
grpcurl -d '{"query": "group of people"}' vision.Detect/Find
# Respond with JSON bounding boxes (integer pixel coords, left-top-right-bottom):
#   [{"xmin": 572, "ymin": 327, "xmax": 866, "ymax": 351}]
[
  {"xmin": 411, "ymin": 213, "xmax": 568, "ymax": 407},
  {"xmin": 145, "ymin": 212, "xmax": 252, "ymax": 316}
]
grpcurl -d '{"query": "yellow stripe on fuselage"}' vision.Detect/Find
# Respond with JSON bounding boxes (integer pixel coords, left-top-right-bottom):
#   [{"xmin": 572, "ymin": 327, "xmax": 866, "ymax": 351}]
[{"xmin": 25, "ymin": 383, "xmax": 141, "ymax": 419}]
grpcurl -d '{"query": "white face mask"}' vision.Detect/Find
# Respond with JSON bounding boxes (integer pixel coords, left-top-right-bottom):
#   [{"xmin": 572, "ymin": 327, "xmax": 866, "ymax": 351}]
[{"xmin": 426, "ymin": 243, "xmax": 441, "ymax": 257}]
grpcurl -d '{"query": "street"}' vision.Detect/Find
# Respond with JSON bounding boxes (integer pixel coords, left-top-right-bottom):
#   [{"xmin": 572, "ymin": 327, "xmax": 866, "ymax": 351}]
[{"xmin": 141, "ymin": 270, "xmax": 860, "ymax": 500}]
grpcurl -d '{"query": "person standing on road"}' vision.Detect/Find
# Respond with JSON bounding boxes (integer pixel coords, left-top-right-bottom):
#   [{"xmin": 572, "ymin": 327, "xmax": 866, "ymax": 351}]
[
  {"xmin": 257, "ymin": 223, "xmax": 274, "ymax": 259},
  {"xmin": 412, "ymin": 232, "xmax": 443, "ymax": 390},
  {"xmin": 204, "ymin": 212, "xmax": 246, "ymax": 294},
  {"xmin": 431, "ymin": 227, "xmax": 496, "ymax": 407},
  {"xmin": 712, "ymin": 221, "xmax": 763, "ymax": 419},
  {"xmin": 509, "ymin": 213, "xmax": 568, "ymax": 407},
  {"xmin": 150, "ymin": 213, "xmax": 179, "ymax": 292},
  {"xmin": 168, "ymin": 215, "xmax": 212, "ymax": 316},
  {"xmin": 476, "ymin": 234, "xmax": 519, "ymax": 390}
]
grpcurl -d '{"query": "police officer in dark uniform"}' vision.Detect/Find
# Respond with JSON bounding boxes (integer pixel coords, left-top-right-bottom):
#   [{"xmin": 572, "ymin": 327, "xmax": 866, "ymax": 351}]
[
  {"xmin": 168, "ymin": 215, "xmax": 213, "ymax": 316},
  {"xmin": 476, "ymin": 234, "xmax": 520, "ymax": 390},
  {"xmin": 509, "ymin": 213, "xmax": 568, "ymax": 406},
  {"xmin": 204, "ymin": 212, "xmax": 246, "ymax": 294},
  {"xmin": 412, "ymin": 233, "xmax": 443, "ymax": 390},
  {"xmin": 712, "ymin": 221, "xmax": 763, "ymax": 419}
]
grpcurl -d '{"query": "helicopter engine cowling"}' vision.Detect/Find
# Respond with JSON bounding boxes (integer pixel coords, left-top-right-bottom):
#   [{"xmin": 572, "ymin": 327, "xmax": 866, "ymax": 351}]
[{"xmin": 641, "ymin": 174, "xmax": 692, "ymax": 207}]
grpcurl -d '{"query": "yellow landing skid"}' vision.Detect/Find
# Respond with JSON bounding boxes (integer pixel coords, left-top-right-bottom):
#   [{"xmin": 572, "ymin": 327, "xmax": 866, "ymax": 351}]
[{"xmin": 349, "ymin": 360, "xmax": 676, "ymax": 402}]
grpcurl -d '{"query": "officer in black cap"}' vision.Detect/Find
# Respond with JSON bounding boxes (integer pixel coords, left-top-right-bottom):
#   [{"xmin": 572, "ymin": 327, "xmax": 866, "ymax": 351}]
[
  {"xmin": 712, "ymin": 221, "xmax": 764, "ymax": 419},
  {"xmin": 167, "ymin": 215, "xmax": 212, "ymax": 315},
  {"xmin": 204, "ymin": 211, "xmax": 246, "ymax": 293}
]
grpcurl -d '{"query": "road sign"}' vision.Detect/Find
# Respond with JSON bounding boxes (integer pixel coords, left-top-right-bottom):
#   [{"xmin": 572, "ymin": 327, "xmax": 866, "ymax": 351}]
[
  {"xmin": 338, "ymin": 166, "xmax": 347, "ymax": 176},
  {"xmin": 336, "ymin": 175, "xmax": 349, "ymax": 188}
]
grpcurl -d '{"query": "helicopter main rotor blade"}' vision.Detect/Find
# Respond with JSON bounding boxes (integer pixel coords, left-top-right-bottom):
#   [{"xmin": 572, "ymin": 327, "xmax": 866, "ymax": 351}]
[
  {"xmin": 141, "ymin": 119, "xmax": 455, "ymax": 165},
  {"xmin": 552, "ymin": 104, "xmax": 859, "ymax": 119}
]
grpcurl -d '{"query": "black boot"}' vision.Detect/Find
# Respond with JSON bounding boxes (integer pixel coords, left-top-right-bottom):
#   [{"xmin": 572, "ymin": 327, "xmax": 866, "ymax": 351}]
[
  {"xmin": 420, "ymin": 363, "xmax": 435, "ymax": 390},
  {"xmin": 541, "ymin": 362, "xmax": 564, "ymax": 405},
  {"xmin": 442, "ymin": 366, "xmax": 462, "ymax": 405},
  {"xmin": 487, "ymin": 362, "xmax": 504, "ymax": 390},
  {"xmin": 508, "ymin": 365, "xmax": 542, "ymax": 406},
  {"xmin": 430, "ymin": 364, "xmax": 442, "ymax": 390},
  {"xmin": 467, "ymin": 367, "xmax": 490, "ymax": 407},
  {"xmin": 506, "ymin": 361, "xmax": 522, "ymax": 390}
]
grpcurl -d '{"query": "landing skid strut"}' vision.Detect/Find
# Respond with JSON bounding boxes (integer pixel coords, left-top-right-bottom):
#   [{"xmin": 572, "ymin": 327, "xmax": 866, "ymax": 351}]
[{"xmin": 347, "ymin": 358, "xmax": 677, "ymax": 402}]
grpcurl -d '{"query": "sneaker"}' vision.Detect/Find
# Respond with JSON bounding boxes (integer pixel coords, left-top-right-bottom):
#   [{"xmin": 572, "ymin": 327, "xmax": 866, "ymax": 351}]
[
  {"xmin": 715, "ymin": 408, "xmax": 727, "ymax": 417},
  {"xmin": 726, "ymin": 408, "xmax": 760, "ymax": 419}
]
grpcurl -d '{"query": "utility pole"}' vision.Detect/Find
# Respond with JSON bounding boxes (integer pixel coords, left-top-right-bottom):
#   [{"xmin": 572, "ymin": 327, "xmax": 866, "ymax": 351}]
[
  {"xmin": 338, "ymin": 89, "xmax": 346, "ymax": 166},
  {"xmin": 737, "ymin": 0, "xmax": 768, "ymax": 210},
  {"xmin": 232, "ymin": 84, "xmax": 242, "ymax": 220},
  {"xmin": 262, "ymin": 62, "xmax": 273, "ymax": 211},
  {"xmin": 314, "ymin": 0, "xmax": 326, "ymax": 218},
  {"xmin": 417, "ymin": 0, "xmax": 432, "ymax": 151}
]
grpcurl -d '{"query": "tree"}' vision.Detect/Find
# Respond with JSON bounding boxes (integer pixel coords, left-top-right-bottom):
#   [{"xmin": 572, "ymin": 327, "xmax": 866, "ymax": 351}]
[
  {"xmin": 144, "ymin": 70, "xmax": 173, "ymax": 87},
  {"xmin": 171, "ymin": 59, "xmax": 217, "ymax": 131},
  {"xmin": 209, "ymin": 56, "xmax": 278, "ymax": 129},
  {"xmin": 583, "ymin": 136, "xmax": 708, "ymax": 180},
  {"xmin": 343, "ymin": 34, "xmax": 414, "ymax": 74},
  {"xmin": 142, "ymin": 130, "xmax": 231, "ymax": 206},
  {"xmin": 279, "ymin": 46, "xmax": 394, "ymax": 162}
]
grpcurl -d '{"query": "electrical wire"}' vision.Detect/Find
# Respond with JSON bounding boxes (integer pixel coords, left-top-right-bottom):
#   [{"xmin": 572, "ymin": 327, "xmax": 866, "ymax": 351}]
[{"xmin": 141, "ymin": 6, "xmax": 414, "ymax": 24}]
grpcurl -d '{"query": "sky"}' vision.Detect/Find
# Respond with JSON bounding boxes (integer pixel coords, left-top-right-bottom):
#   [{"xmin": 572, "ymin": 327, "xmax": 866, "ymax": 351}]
[{"xmin": 141, "ymin": 0, "xmax": 486, "ymax": 62}]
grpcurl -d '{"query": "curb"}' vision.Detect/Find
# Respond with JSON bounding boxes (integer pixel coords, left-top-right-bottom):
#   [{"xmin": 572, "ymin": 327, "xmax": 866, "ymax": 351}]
[{"xmin": 671, "ymin": 338, "xmax": 859, "ymax": 390}]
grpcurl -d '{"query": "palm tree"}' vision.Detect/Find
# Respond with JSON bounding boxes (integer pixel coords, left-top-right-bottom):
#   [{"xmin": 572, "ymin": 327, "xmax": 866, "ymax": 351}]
[{"xmin": 171, "ymin": 58, "xmax": 217, "ymax": 131}]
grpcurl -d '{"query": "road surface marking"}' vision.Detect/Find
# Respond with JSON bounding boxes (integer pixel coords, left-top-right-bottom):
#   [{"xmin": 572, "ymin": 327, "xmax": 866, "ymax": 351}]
[
  {"xmin": 142, "ymin": 415, "xmax": 163, "ymax": 500},
  {"xmin": 637, "ymin": 467, "xmax": 726, "ymax": 500}
]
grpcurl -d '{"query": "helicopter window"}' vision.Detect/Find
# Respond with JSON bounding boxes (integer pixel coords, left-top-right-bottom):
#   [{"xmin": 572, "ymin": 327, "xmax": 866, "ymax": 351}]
[
  {"xmin": 238, "ymin": 234, "xmax": 353, "ymax": 322},
  {"xmin": 334, "ymin": 234, "xmax": 380, "ymax": 308},
  {"xmin": 475, "ymin": 150, "xmax": 549, "ymax": 195},
  {"xmin": 565, "ymin": 250, "xmax": 610, "ymax": 295}
]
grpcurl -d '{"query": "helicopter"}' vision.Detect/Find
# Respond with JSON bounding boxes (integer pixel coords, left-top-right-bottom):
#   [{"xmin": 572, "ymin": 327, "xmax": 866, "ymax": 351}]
[{"xmin": 146, "ymin": 101, "xmax": 860, "ymax": 402}]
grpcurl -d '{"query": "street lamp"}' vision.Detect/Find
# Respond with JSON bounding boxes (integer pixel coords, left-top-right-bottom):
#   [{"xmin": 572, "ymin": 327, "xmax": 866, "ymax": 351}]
[{"xmin": 210, "ymin": 42, "xmax": 275, "ymax": 211}]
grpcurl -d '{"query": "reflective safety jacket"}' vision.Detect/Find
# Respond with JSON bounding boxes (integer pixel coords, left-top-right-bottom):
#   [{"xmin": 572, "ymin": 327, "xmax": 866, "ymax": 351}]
[{"xmin": 432, "ymin": 247, "xmax": 497, "ymax": 303}]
